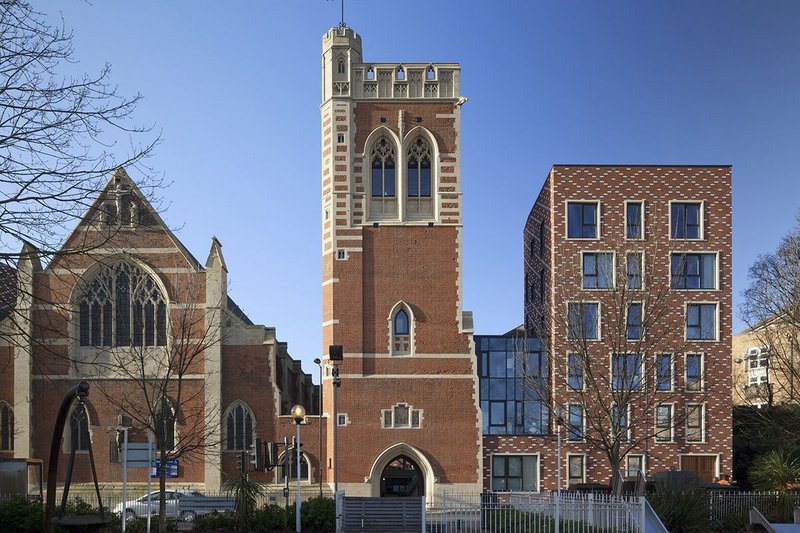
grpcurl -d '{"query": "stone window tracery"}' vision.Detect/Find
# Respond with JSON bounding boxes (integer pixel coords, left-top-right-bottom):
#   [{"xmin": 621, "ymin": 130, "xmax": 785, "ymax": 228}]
[
  {"xmin": 79, "ymin": 262, "xmax": 167, "ymax": 347},
  {"xmin": 224, "ymin": 402, "xmax": 254, "ymax": 451},
  {"xmin": 155, "ymin": 398, "xmax": 175, "ymax": 451},
  {"xmin": 369, "ymin": 137, "xmax": 397, "ymax": 219},
  {"xmin": 69, "ymin": 404, "xmax": 90, "ymax": 452},
  {"xmin": 406, "ymin": 137, "xmax": 433, "ymax": 218},
  {"xmin": 392, "ymin": 306, "xmax": 411, "ymax": 355},
  {"xmin": 381, "ymin": 403, "xmax": 422, "ymax": 429}
]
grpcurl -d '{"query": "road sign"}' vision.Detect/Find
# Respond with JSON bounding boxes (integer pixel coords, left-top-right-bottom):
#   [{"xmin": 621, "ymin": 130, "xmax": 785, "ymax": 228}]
[
  {"xmin": 123, "ymin": 443, "xmax": 153, "ymax": 469},
  {"xmin": 151, "ymin": 459, "xmax": 179, "ymax": 478}
]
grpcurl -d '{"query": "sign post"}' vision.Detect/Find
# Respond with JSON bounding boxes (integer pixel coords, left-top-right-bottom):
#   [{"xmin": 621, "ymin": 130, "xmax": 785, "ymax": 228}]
[
  {"xmin": 147, "ymin": 435, "xmax": 152, "ymax": 533},
  {"xmin": 121, "ymin": 428, "xmax": 128, "ymax": 533}
]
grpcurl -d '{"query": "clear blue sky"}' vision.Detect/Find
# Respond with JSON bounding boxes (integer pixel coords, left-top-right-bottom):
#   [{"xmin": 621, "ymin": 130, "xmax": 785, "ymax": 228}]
[{"xmin": 37, "ymin": 0, "xmax": 800, "ymax": 380}]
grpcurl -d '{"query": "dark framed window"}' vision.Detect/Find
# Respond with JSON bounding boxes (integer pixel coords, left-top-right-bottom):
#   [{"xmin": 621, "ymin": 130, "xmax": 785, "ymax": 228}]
[
  {"xmin": 79, "ymin": 262, "xmax": 166, "ymax": 348},
  {"xmin": 406, "ymin": 138, "xmax": 431, "ymax": 198},
  {"xmin": 491, "ymin": 455, "xmax": 538, "ymax": 491},
  {"xmin": 612, "ymin": 404, "xmax": 629, "ymax": 441},
  {"xmin": 392, "ymin": 307, "xmax": 411, "ymax": 355},
  {"xmin": 567, "ymin": 353, "xmax": 583, "ymax": 390},
  {"xmin": 225, "ymin": 403, "xmax": 254, "ymax": 451},
  {"xmin": 70, "ymin": 405, "xmax": 90, "ymax": 452},
  {"xmin": 539, "ymin": 269, "xmax": 545, "ymax": 303},
  {"xmin": 477, "ymin": 336, "xmax": 548, "ymax": 436},
  {"xmin": 656, "ymin": 354, "xmax": 673, "ymax": 391},
  {"xmin": 626, "ymin": 303, "xmax": 642, "ymax": 340},
  {"xmin": 1, "ymin": 402, "xmax": 13, "ymax": 451},
  {"xmin": 686, "ymin": 354, "xmax": 703, "ymax": 391},
  {"xmin": 626, "ymin": 202, "xmax": 643, "ymax": 239},
  {"xmin": 567, "ymin": 404, "xmax": 583, "ymax": 441},
  {"xmin": 568, "ymin": 455, "xmax": 585, "ymax": 486},
  {"xmin": 671, "ymin": 202, "xmax": 702, "ymax": 239},
  {"xmin": 686, "ymin": 405, "xmax": 704, "ymax": 442},
  {"xmin": 582, "ymin": 253, "xmax": 614, "ymax": 289},
  {"xmin": 567, "ymin": 202, "xmax": 598, "ymax": 239},
  {"xmin": 370, "ymin": 138, "xmax": 396, "ymax": 197},
  {"xmin": 155, "ymin": 398, "xmax": 175, "ymax": 451},
  {"xmin": 686, "ymin": 304, "xmax": 716, "ymax": 340},
  {"xmin": 655, "ymin": 405, "xmax": 673, "ymax": 442},
  {"xmin": 612, "ymin": 353, "xmax": 642, "ymax": 391},
  {"xmin": 626, "ymin": 253, "xmax": 642, "ymax": 290},
  {"xmin": 671, "ymin": 254, "xmax": 716, "ymax": 289},
  {"xmin": 567, "ymin": 303, "xmax": 599, "ymax": 340},
  {"xmin": 539, "ymin": 221, "xmax": 545, "ymax": 255}
]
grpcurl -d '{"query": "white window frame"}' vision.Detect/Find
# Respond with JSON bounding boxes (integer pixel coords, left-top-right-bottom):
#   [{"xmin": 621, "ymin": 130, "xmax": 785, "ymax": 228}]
[
  {"xmin": 626, "ymin": 454, "xmax": 646, "ymax": 477},
  {"xmin": 381, "ymin": 403, "xmax": 422, "ymax": 429},
  {"xmin": 626, "ymin": 302, "xmax": 644, "ymax": 341},
  {"xmin": 668, "ymin": 251, "xmax": 719, "ymax": 291},
  {"xmin": 655, "ymin": 353, "xmax": 674, "ymax": 393},
  {"xmin": 625, "ymin": 251, "xmax": 645, "ymax": 291},
  {"xmin": 684, "ymin": 353, "xmax": 705, "ymax": 392},
  {"xmin": 684, "ymin": 302, "xmax": 720, "ymax": 342},
  {"xmin": 566, "ymin": 301, "xmax": 601, "ymax": 341},
  {"xmin": 685, "ymin": 404, "xmax": 705, "ymax": 443},
  {"xmin": 566, "ymin": 403, "xmax": 585, "ymax": 442},
  {"xmin": 611, "ymin": 402, "xmax": 631, "ymax": 442},
  {"xmin": 580, "ymin": 251, "xmax": 616, "ymax": 290},
  {"xmin": 611, "ymin": 353, "xmax": 644, "ymax": 392},
  {"xmin": 668, "ymin": 200, "xmax": 705, "ymax": 241},
  {"xmin": 565, "ymin": 200, "xmax": 601, "ymax": 240},
  {"xmin": 566, "ymin": 453, "xmax": 587, "ymax": 487},
  {"xmin": 490, "ymin": 453, "xmax": 541, "ymax": 492},
  {"xmin": 655, "ymin": 403, "xmax": 675, "ymax": 443},
  {"xmin": 566, "ymin": 353, "xmax": 585, "ymax": 391},
  {"xmin": 337, "ymin": 413, "xmax": 349, "ymax": 426},
  {"xmin": 623, "ymin": 200, "xmax": 645, "ymax": 240}
]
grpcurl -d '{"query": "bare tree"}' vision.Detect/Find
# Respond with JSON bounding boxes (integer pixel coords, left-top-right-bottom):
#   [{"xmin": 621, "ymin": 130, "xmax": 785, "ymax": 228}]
[
  {"xmin": 739, "ymin": 216, "xmax": 800, "ymax": 427},
  {"xmin": 78, "ymin": 273, "xmax": 225, "ymax": 532},
  {"xmin": 520, "ymin": 244, "xmax": 707, "ymax": 488},
  {"xmin": 0, "ymin": 0, "xmax": 159, "ymax": 262}
]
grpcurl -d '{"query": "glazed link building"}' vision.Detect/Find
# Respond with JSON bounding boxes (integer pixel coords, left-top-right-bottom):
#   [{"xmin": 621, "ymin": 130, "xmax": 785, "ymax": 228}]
[{"xmin": 0, "ymin": 26, "xmax": 731, "ymax": 498}]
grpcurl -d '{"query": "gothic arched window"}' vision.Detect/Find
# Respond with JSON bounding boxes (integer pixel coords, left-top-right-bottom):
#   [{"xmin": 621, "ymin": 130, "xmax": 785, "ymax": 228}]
[
  {"xmin": 69, "ymin": 404, "xmax": 90, "ymax": 452},
  {"xmin": 337, "ymin": 59, "xmax": 345, "ymax": 75},
  {"xmin": 225, "ymin": 402, "xmax": 254, "ymax": 451},
  {"xmin": 392, "ymin": 306, "xmax": 411, "ymax": 355},
  {"xmin": 369, "ymin": 137, "xmax": 398, "ymax": 219},
  {"xmin": 155, "ymin": 398, "xmax": 175, "ymax": 451},
  {"xmin": 0, "ymin": 402, "xmax": 13, "ymax": 451},
  {"xmin": 406, "ymin": 136, "xmax": 433, "ymax": 218},
  {"xmin": 79, "ymin": 262, "xmax": 167, "ymax": 348}
]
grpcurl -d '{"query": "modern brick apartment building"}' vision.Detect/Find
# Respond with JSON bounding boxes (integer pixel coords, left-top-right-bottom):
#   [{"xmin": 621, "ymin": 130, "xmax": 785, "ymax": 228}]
[
  {"xmin": 319, "ymin": 26, "xmax": 481, "ymax": 499},
  {"xmin": 0, "ymin": 169, "xmax": 320, "ymax": 491},
  {"xmin": 513, "ymin": 165, "xmax": 733, "ymax": 487}
]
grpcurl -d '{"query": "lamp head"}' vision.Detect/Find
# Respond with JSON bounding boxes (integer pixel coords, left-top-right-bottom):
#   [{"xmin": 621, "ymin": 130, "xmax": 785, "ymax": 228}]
[
  {"xmin": 313, "ymin": 358, "xmax": 321, "ymax": 365},
  {"xmin": 291, "ymin": 404, "xmax": 306, "ymax": 424}
]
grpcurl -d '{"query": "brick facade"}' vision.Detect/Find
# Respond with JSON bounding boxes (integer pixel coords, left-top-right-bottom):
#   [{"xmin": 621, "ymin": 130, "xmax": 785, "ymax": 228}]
[{"xmin": 488, "ymin": 165, "xmax": 733, "ymax": 489}]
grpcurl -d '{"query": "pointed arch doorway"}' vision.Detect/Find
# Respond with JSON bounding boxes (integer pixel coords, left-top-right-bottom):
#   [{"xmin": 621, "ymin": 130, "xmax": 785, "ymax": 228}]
[
  {"xmin": 369, "ymin": 443, "xmax": 435, "ymax": 499},
  {"xmin": 381, "ymin": 455, "xmax": 423, "ymax": 497}
]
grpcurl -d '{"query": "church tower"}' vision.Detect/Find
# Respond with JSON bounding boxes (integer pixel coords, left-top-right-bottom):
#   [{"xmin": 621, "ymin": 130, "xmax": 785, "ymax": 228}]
[{"xmin": 320, "ymin": 26, "xmax": 481, "ymax": 499}]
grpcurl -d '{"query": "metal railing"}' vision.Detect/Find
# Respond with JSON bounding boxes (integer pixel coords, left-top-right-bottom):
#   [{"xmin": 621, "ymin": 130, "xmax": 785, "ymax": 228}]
[
  {"xmin": 426, "ymin": 491, "xmax": 645, "ymax": 533},
  {"xmin": 708, "ymin": 491, "xmax": 800, "ymax": 523}
]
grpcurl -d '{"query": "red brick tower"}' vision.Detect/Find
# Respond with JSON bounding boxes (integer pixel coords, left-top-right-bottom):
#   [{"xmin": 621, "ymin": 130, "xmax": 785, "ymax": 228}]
[{"xmin": 320, "ymin": 26, "xmax": 481, "ymax": 499}]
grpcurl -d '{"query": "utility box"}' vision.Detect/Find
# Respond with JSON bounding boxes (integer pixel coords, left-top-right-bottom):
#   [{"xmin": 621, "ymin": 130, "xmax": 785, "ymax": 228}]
[{"xmin": 0, "ymin": 458, "xmax": 43, "ymax": 501}]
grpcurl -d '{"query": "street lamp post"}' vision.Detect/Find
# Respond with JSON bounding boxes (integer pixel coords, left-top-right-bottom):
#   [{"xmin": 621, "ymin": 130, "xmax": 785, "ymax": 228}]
[
  {"xmin": 553, "ymin": 407, "xmax": 566, "ymax": 533},
  {"xmin": 292, "ymin": 405, "xmax": 306, "ymax": 533},
  {"xmin": 313, "ymin": 358, "xmax": 323, "ymax": 498}
]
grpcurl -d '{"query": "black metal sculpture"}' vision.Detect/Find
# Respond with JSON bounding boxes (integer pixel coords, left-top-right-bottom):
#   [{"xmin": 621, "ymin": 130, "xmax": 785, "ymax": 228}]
[{"xmin": 44, "ymin": 381, "xmax": 112, "ymax": 533}]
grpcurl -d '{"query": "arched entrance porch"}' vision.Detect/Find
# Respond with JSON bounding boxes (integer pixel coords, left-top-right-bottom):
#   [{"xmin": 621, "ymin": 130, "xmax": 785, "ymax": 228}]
[{"xmin": 368, "ymin": 443, "xmax": 435, "ymax": 498}]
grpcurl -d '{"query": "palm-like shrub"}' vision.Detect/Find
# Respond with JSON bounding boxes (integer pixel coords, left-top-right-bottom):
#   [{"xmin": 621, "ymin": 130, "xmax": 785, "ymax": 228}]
[
  {"xmin": 749, "ymin": 449, "xmax": 800, "ymax": 491},
  {"xmin": 223, "ymin": 471, "xmax": 264, "ymax": 530},
  {"xmin": 750, "ymin": 449, "xmax": 800, "ymax": 522},
  {"xmin": 647, "ymin": 479, "xmax": 709, "ymax": 533}
]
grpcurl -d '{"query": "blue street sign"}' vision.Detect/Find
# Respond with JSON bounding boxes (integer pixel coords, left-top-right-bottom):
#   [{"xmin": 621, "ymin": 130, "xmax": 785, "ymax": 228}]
[{"xmin": 151, "ymin": 459, "xmax": 179, "ymax": 478}]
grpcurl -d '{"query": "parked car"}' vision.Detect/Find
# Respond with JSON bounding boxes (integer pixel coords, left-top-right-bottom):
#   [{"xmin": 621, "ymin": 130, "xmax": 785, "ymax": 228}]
[
  {"xmin": 113, "ymin": 490, "xmax": 236, "ymax": 522},
  {"xmin": 113, "ymin": 490, "xmax": 199, "ymax": 521}
]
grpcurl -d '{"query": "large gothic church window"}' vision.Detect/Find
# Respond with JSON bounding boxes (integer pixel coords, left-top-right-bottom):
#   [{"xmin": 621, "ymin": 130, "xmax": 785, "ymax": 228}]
[
  {"xmin": 369, "ymin": 138, "xmax": 397, "ymax": 219},
  {"xmin": 406, "ymin": 137, "xmax": 432, "ymax": 218},
  {"xmin": 69, "ymin": 404, "xmax": 90, "ymax": 451},
  {"xmin": 225, "ymin": 402, "xmax": 254, "ymax": 451},
  {"xmin": 79, "ymin": 262, "xmax": 167, "ymax": 347}
]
